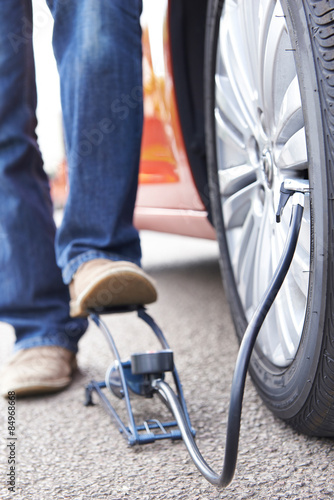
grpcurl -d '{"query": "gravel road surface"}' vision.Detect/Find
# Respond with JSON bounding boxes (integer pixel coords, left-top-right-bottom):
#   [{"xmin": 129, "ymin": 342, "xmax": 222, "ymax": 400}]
[{"xmin": 1, "ymin": 231, "xmax": 333, "ymax": 499}]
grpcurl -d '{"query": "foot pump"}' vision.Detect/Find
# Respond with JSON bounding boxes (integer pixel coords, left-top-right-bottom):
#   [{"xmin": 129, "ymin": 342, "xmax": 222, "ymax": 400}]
[{"xmin": 84, "ymin": 181, "xmax": 309, "ymax": 488}]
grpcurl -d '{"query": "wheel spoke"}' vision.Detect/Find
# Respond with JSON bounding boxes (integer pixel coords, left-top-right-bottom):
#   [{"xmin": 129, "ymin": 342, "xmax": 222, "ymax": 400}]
[
  {"xmin": 270, "ymin": 280, "xmax": 304, "ymax": 359},
  {"xmin": 230, "ymin": 205, "xmax": 262, "ymax": 311},
  {"xmin": 219, "ymin": 13, "xmax": 258, "ymax": 136},
  {"xmin": 222, "ymin": 180, "xmax": 261, "ymax": 230},
  {"xmin": 257, "ymin": 0, "xmax": 277, "ymax": 110},
  {"xmin": 241, "ymin": 2, "xmax": 262, "ymax": 98},
  {"xmin": 262, "ymin": 3, "xmax": 286, "ymax": 130},
  {"xmin": 275, "ymin": 76, "xmax": 303, "ymax": 144},
  {"xmin": 275, "ymin": 127, "xmax": 308, "ymax": 170},
  {"xmin": 215, "ymin": 107, "xmax": 246, "ymax": 152},
  {"xmin": 215, "ymin": 74, "xmax": 248, "ymax": 136},
  {"xmin": 252, "ymin": 199, "xmax": 275, "ymax": 307},
  {"xmin": 218, "ymin": 164, "xmax": 257, "ymax": 197}
]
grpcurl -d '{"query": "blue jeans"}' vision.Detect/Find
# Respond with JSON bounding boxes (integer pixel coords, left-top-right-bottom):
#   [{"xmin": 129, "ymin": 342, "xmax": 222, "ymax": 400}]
[{"xmin": 0, "ymin": 0, "xmax": 143, "ymax": 353}]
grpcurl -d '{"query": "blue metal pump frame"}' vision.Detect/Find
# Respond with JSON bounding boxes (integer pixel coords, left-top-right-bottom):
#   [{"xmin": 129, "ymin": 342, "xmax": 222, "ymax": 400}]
[{"xmin": 85, "ymin": 306, "xmax": 195, "ymax": 446}]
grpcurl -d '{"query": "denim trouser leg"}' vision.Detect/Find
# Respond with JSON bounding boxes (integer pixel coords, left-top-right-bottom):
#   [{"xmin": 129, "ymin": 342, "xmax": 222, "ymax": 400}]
[
  {"xmin": 0, "ymin": 1, "xmax": 143, "ymax": 352},
  {"xmin": 0, "ymin": 1, "xmax": 87, "ymax": 352},
  {"xmin": 47, "ymin": 0, "xmax": 143, "ymax": 285}
]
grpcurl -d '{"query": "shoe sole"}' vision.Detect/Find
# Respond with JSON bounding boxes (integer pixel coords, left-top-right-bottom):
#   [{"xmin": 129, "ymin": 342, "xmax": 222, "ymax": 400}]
[
  {"xmin": 1, "ymin": 378, "xmax": 72, "ymax": 397},
  {"xmin": 70, "ymin": 266, "xmax": 157, "ymax": 317}
]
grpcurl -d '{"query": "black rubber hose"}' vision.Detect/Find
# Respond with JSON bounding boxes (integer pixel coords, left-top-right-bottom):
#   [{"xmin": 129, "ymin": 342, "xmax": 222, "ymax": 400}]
[{"xmin": 153, "ymin": 201, "xmax": 304, "ymax": 487}]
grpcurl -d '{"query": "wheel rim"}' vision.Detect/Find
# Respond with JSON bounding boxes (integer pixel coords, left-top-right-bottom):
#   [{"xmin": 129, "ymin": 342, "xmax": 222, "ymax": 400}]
[{"xmin": 215, "ymin": 0, "xmax": 310, "ymax": 368}]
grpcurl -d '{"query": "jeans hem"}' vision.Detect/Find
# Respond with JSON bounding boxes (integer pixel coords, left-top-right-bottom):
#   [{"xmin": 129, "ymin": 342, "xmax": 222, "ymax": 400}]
[{"xmin": 14, "ymin": 336, "xmax": 80, "ymax": 354}]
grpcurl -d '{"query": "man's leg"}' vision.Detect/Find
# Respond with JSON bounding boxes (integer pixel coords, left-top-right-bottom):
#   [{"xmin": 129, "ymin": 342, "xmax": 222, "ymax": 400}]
[
  {"xmin": 0, "ymin": 1, "xmax": 87, "ymax": 396},
  {"xmin": 46, "ymin": 0, "xmax": 157, "ymax": 316}
]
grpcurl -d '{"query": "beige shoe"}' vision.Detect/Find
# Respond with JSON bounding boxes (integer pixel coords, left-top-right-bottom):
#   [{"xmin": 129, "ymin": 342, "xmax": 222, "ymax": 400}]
[
  {"xmin": 0, "ymin": 346, "xmax": 77, "ymax": 398},
  {"xmin": 69, "ymin": 259, "xmax": 157, "ymax": 317}
]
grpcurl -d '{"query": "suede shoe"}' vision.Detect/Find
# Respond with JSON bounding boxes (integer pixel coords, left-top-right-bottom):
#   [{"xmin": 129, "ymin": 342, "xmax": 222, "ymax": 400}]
[
  {"xmin": 69, "ymin": 259, "xmax": 157, "ymax": 317},
  {"xmin": 0, "ymin": 346, "xmax": 77, "ymax": 398}
]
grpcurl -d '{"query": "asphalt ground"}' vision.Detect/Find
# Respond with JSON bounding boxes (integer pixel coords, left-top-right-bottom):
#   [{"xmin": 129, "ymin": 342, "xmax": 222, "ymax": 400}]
[{"xmin": 0, "ymin": 230, "xmax": 333, "ymax": 500}]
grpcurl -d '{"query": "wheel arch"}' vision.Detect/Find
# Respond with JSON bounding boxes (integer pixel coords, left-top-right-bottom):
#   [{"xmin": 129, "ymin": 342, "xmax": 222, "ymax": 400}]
[{"xmin": 169, "ymin": 0, "xmax": 212, "ymax": 220}]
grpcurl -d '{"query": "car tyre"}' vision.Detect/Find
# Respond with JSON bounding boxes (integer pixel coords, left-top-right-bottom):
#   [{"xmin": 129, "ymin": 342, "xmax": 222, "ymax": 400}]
[{"xmin": 204, "ymin": 0, "xmax": 334, "ymax": 436}]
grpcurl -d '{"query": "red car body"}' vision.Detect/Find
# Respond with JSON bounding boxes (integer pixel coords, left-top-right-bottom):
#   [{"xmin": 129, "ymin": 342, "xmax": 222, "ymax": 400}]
[{"xmin": 135, "ymin": 1, "xmax": 214, "ymax": 240}]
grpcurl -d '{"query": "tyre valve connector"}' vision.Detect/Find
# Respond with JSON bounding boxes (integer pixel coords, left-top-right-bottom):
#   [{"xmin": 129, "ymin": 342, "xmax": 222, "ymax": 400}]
[{"xmin": 276, "ymin": 178, "xmax": 310, "ymax": 223}]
